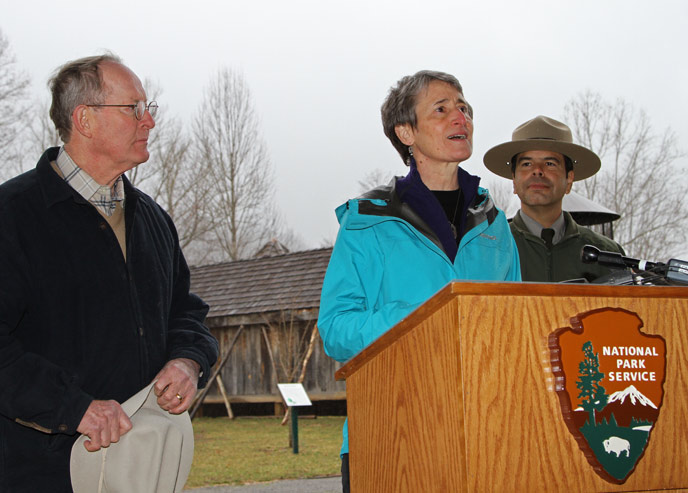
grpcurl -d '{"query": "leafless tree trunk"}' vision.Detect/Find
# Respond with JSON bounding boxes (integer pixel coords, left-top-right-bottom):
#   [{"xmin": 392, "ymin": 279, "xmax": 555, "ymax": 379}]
[
  {"xmin": 133, "ymin": 115, "xmax": 216, "ymax": 261},
  {"xmin": 127, "ymin": 81, "xmax": 216, "ymax": 264},
  {"xmin": 132, "ymin": 77, "xmax": 302, "ymax": 264},
  {"xmin": 261, "ymin": 308, "xmax": 318, "ymax": 426},
  {"xmin": 264, "ymin": 315, "xmax": 317, "ymax": 386},
  {"xmin": 123, "ymin": 80, "xmax": 219, "ymax": 265},
  {"xmin": 193, "ymin": 68, "xmax": 278, "ymax": 261},
  {"xmin": 0, "ymin": 29, "xmax": 31, "ymax": 181},
  {"xmin": 564, "ymin": 91, "xmax": 688, "ymax": 260}
]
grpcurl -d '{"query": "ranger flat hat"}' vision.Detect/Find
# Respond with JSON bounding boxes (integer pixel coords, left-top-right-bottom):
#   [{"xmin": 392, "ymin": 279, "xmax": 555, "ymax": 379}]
[
  {"xmin": 483, "ymin": 115, "xmax": 601, "ymax": 181},
  {"xmin": 70, "ymin": 382, "xmax": 194, "ymax": 493}
]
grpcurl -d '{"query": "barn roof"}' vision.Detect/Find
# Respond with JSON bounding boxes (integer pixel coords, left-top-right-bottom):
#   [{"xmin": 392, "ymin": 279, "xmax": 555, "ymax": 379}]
[{"xmin": 189, "ymin": 247, "xmax": 333, "ymax": 320}]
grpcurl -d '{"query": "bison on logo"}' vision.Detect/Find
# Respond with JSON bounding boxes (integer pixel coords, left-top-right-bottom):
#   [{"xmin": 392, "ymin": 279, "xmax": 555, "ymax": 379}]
[{"xmin": 549, "ymin": 308, "xmax": 666, "ymax": 484}]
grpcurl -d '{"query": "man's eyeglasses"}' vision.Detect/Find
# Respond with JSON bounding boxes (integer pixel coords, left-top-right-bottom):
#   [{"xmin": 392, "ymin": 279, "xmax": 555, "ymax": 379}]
[{"xmin": 86, "ymin": 100, "xmax": 158, "ymax": 120}]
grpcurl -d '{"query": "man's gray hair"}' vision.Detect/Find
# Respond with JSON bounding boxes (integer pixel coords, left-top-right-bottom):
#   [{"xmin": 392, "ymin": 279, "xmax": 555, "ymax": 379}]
[
  {"xmin": 49, "ymin": 53, "xmax": 123, "ymax": 143},
  {"xmin": 380, "ymin": 70, "xmax": 473, "ymax": 165}
]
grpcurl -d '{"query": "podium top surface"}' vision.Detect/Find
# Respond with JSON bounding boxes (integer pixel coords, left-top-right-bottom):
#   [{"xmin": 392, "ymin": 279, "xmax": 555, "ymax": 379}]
[
  {"xmin": 335, "ymin": 281, "xmax": 688, "ymax": 380},
  {"xmin": 442, "ymin": 280, "xmax": 688, "ymax": 299}
]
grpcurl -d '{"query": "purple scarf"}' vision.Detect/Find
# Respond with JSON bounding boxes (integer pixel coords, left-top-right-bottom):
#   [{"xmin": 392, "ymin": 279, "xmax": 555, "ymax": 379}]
[{"xmin": 395, "ymin": 158, "xmax": 481, "ymax": 262}]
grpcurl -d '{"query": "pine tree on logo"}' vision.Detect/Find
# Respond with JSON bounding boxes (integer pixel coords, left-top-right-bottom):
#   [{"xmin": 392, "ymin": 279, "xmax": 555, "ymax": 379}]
[{"xmin": 576, "ymin": 341, "xmax": 608, "ymax": 426}]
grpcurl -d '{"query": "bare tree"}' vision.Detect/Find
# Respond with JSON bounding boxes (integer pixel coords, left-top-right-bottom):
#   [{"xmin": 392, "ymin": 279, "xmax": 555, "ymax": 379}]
[
  {"xmin": 261, "ymin": 309, "xmax": 319, "ymax": 427},
  {"xmin": 0, "ymin": 29, "xmax": 31, "ymax": 180},
  {"xmin": 263, "ymin": 313, "xmax": 318, "ymax": 386},
  {"xmin": 564, "ymin": 91, "xmax": 688, "ymax": 260},
  {"xmin": 128, "ymin": 77, "xmax": 303, "ymax": 264},
  {"xmin": 27, "ymin": 100, "xmax": 62, "ymax": 150},
  {"xmin": 193, "ymin": 68, "xmax": 278, "ymax": 261},
  {"xmin": 11, "ymin": 99, "xmax": 63, "ymax": 176},
  {"xmin": 133, "ymin": 115, "xmax": 216, "ymax": 262},
  {"xmin": 357, "ymin": 168, "xmax": 394, "ymax": 194},
  {"xmin": 127, "ymin": 81, "xmax": 216, "ymax": 264}
]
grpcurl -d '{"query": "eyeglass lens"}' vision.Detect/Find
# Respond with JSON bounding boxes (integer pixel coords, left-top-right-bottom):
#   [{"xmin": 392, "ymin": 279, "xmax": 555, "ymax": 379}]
[{"xmin": 135, "ymin": 101, "xmax": 158, "ymax": 119}]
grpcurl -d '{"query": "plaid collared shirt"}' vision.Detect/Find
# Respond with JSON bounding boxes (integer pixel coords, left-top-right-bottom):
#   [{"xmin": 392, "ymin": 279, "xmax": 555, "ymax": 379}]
[{"xmin": 56, "ymin": 147, "xmax": 124, "ymax": 217}]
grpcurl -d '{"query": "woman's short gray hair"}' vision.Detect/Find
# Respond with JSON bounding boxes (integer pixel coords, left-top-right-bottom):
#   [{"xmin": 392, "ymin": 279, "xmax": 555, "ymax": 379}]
[
  {"xmin": 48, "ymin": 53, "xmax": 123, "ymax": 143},
  {"xmin": 380, "ymin": 70, "xmax": 473, "ymax": 165}
]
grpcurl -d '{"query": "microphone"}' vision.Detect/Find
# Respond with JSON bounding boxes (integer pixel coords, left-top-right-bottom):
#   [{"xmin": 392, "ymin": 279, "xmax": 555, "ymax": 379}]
[
  {"xmin": 581, "ymin": 245, "xmax": 664, "ymax": 271},
  {"xmin": 667, "ymin": 258, "xmax": 688, "ymax": 285}
]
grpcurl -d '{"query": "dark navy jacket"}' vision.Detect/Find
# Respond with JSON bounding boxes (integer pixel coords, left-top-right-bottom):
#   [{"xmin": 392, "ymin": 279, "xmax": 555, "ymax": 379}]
[{"xmin": 0, "ymin": 147, "xmax": 218, "ymax": 492}]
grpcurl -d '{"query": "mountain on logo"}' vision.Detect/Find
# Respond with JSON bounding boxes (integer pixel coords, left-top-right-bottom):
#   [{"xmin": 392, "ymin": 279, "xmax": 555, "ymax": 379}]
[
  {"xmin": 608, "ymin": 385, "xmax": 657, "ymax": 408},
  {"xmin": 572, "ymin": 385, "xmax": 659, "ymax": 428},
  {"xmin": 598, "ymin": 385, "xmax": 659, "ymax": 427}
]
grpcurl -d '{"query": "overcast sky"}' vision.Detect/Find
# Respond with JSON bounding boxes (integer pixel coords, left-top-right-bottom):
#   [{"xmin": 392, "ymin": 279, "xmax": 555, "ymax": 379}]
[{"xmin": 3, "ymin": 0, "xmax": 687, "ymax": 252}]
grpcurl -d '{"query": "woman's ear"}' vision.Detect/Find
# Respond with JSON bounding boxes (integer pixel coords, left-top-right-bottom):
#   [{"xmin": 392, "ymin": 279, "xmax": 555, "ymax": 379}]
[{"xmin": 395, "ymin": 124, "xmax": 414, "ymax": 146}]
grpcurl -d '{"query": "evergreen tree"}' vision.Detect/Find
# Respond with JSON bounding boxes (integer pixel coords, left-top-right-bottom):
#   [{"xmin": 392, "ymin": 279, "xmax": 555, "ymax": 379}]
[{"xmin": 576, "ymin": 341, "xmax": 608, "ymax": 426}]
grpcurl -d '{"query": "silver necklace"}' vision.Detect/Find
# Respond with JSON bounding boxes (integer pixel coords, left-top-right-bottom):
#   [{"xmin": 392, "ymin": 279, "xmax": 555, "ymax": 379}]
[{"xmin": 450, "ymin": 189, "xmax": 461, "ymax": 240}]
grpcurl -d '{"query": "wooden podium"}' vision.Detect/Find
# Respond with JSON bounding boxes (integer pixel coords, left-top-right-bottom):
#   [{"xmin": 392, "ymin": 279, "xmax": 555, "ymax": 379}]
[{"xmin": 335, "ymin": 282, "xmax": 688, "ymax": 492}]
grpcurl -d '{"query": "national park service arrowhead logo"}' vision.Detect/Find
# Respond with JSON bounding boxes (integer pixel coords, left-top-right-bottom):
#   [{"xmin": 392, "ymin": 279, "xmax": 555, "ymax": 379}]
[{"xmin": 549, "ymin": 308, "xmax": 666, "ymax": 484}]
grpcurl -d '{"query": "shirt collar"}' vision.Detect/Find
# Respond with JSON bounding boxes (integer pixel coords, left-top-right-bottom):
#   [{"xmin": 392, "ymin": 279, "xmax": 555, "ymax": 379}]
[
  {"xmin": 56, "ymin": 147, "xmax": 124, "ymax": 216},
  {"xmin": 519, "ymin": 209, "xmax": 566, "ymax": 245}
]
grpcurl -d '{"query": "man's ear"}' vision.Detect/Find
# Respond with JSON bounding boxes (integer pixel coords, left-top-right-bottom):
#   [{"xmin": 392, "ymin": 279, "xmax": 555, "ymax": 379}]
[
  {"xmin": 565, "ymin": 170, "xmax": 574, "ymax": 194},
  {"xmin": 71, "ymin": 105, "xmax": 93, "ymax": 138},
  {"xmin": 395, "ymin": 123, "xmax": 414, "ymax": 146}
]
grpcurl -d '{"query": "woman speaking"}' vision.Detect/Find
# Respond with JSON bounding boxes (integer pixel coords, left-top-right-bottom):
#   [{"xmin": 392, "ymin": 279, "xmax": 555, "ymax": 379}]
[{"xmin": 317, "ymin": 70, "xmax": 521, "ymax": 492}]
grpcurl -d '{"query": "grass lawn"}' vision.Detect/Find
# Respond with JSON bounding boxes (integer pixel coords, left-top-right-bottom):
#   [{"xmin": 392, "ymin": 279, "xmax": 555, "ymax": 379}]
[{"xmin": 186, "ymin": 415, "xmax": 345, "ymax": 488}]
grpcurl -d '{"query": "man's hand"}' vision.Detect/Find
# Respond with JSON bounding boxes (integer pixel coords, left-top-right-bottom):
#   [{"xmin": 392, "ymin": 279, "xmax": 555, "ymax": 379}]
[
  {"xmin": 153, "ymin": 358, "xmax": 200, "ymax": 414},
  {"xmin": 76, "ymin": 400, "xmax": 132, "ymax": 452}
]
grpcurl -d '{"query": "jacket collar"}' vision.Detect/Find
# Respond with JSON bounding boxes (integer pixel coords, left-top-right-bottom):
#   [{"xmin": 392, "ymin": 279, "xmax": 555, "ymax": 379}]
[
  {"xmin": 357, "ymin": 177, "xmax": 446, "ymax": 253},
  {"xmin": 355, "ymin": 160, "xmax": 493, "ymax": 261},
  {"xmin": 38, "ymin": 147, "xmax": 87, "ymax": 209}
]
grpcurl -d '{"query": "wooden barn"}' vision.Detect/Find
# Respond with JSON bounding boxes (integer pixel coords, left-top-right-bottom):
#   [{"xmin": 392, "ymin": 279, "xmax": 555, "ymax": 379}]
[{"xmin": 189, "ymin": 246, "xmax": 345, "ymax": 415}]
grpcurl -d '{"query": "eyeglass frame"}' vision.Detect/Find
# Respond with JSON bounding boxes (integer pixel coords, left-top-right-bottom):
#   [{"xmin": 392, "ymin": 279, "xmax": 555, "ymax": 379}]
[{"xmin": 85, "ymin": 100, "xmax": 158, "ymax": 120}]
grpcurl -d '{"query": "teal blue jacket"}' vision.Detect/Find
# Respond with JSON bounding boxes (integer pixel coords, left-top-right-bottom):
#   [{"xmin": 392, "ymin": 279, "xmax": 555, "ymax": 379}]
[{"xmin": 318, "ymin": 177, "xmax": 520, "ymax": 455}]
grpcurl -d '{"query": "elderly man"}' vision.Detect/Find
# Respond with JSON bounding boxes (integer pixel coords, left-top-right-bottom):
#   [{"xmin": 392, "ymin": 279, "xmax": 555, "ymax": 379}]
[
  {"xmin": 0, "ymin": 54, "xmax": 218, "ymax": 492},
  {"xmin": 484, "ymin": 115, "xmax": 625, "ymax": 282}
]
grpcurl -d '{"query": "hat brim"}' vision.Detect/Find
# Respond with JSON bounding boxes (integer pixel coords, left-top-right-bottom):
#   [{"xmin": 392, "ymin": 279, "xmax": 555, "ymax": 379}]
[
  {"xmin": 483, "ymin": 139, "xmax": 601, "ymax": 181},
  {"xmin": 70, "ymin": 383, "xmax": 194, "ymax": 493}
]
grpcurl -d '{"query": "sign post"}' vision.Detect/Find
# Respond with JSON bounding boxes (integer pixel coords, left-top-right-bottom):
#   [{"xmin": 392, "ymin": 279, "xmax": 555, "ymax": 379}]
[{"xmin": 277, "ymin": 383, "xmax": 312, "ymax": 454}]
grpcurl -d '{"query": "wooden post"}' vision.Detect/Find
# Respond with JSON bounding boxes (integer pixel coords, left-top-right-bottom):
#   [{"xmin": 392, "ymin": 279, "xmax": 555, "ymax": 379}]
[
  {"xmin": 190, "ymin": 326, "xmax": 244, "ymax": 419},
  {"xmin": 215, "ymin": 374, "xmax": 234, "ymax": 419}
]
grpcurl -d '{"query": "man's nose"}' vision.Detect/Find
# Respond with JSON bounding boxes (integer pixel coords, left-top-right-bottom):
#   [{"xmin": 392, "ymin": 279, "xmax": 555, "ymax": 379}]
[{"xmin": 141, "ymin": 109, "xmax": 155, "ymax": 129}]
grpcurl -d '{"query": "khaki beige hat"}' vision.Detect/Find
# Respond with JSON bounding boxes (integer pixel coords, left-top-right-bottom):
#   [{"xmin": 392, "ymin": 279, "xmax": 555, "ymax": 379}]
[
  {"xmin": 483, "ymin": 115, "xmax": 601, "ymax": 181},
  {"xmin": 70, "ymin": 382, "xmax": 194, "ymax": 493}
]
